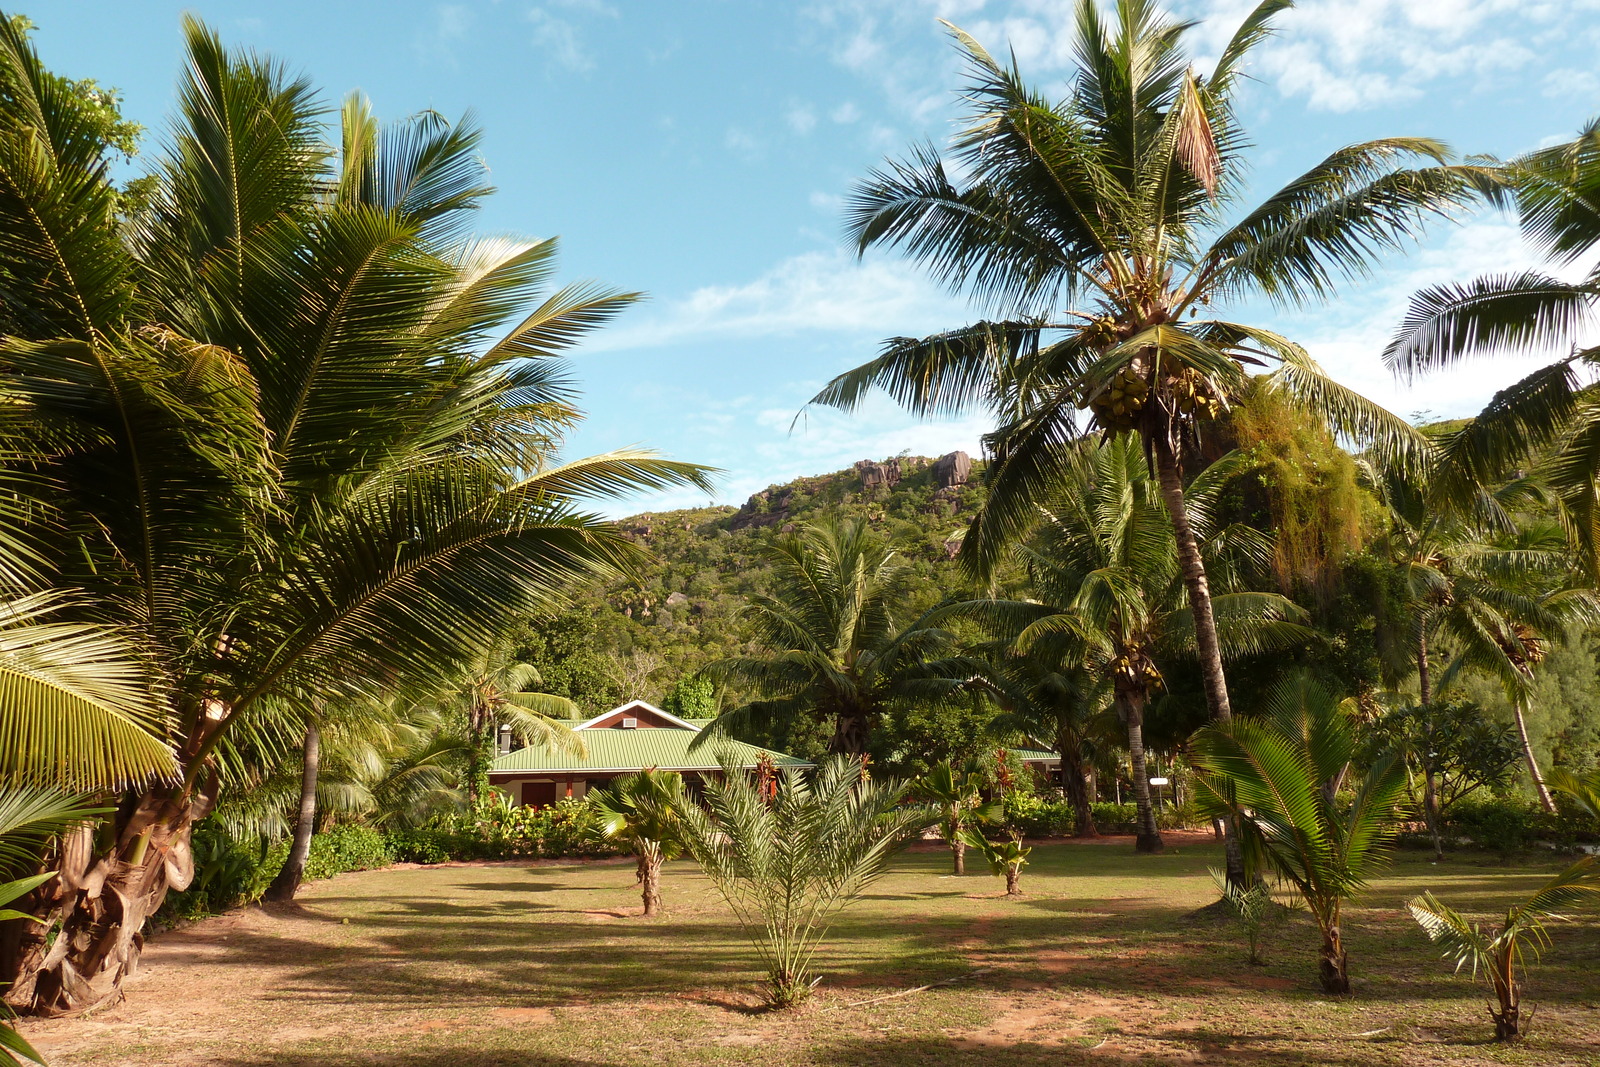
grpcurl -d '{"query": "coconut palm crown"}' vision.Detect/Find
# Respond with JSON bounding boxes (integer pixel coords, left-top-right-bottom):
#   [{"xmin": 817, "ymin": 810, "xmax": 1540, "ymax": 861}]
[{"xmin": 809, "ymin": 0, "xmax": 1487, "ymax": 746}]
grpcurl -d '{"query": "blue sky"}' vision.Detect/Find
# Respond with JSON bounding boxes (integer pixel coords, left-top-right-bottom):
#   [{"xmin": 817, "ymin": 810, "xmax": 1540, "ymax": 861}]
[{"xmin": 24, "ymin": 0, "xmax": 1600, "ymax": 512}]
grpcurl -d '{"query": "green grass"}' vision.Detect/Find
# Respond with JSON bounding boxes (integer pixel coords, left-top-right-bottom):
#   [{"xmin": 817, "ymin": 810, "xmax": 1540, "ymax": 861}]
[{"xmin": 21, "ymin": 837, "xmax": 1600, "ymax": 1066}]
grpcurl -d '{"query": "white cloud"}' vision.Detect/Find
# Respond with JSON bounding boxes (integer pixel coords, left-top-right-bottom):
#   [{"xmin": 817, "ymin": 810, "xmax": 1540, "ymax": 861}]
[
  {"xmin": 831, "ymin": 101, "xmax": 862, "ymax": 124},
  {"xmin": 787, "ymin": 103, "xmax": 818, "ymax": 135},
  {"xmin": 414, "ymin": 4, "xmax": 473, "ymax": 67},
  {"xmin": 527, "ymin": 1, "xmax": 618, "ymax": 72},
  {"xmin": 589, "ymin": 249, "xmax": 968, "ymax": 352}
]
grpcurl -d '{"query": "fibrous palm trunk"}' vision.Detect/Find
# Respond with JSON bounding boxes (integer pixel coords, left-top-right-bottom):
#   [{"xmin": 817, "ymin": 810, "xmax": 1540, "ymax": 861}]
[
  {"xmin": 1151, "ymin": 434, "xmax": 1240, "ymax": 881},
  {"xmin": 1005, "ymin": 866, "xmax": 1022, "ymax": 896},
  {"xmin": 1121, "ymin": 693, "xmax": 1164, "ymax": 854},
  {"xmin": 640, "ymin": 844, "xmax": 663, "ymax": 917},
  {"xmin": 830, "ymin": 708, "xmax": 871, "ymax": 756},
  {"xmin": 1491, "ymin": 953, "xmax": 1520, "ymax": 1040},
  {"xmin": 265, "ymin": 722, "xmax": 321, "ymax": 903},
  {"xmin": 1511, "ymin": 696, "xmax": 1556, "ymax": 814},
  {"xmin": 1318, "ymin": 916, "xmax": 1350, "ymax": 994},
  {"xmin": 12, "ymin": 776, "xmax": 217, "ymax": 1016},
  {"xmin": 952, "ymin": 831, "xmax": 966, "ymax": 875},
  {"xmin": 1061, "ymin": 733, "xmax": 1099, "ymax": 837}
]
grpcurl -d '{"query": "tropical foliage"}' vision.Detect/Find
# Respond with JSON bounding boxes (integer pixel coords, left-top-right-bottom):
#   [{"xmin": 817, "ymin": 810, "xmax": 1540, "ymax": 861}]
[
  {"xmin": 1409, "ymin": 856, "xmax": 1600, "ymax": 1040},
  {"xmin": 670, "ymin": 756, "xmax": 930, "ymax": 1007},
  {"xmin": 1191, "ymin": 674, "xmax": 1410, "ymax": 993},
  {"xmin": 590, "ymin": 769, "xmax": 689, "ymax": 917}
]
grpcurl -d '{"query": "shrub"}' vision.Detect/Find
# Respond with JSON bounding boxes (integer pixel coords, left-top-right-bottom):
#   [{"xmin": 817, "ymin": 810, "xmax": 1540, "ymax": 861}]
[
  {"xmin": 303, "ymin": 825, "xmax": 394, "ymax": 881},
  {"xmin": 1447, "ymin": 798, "xmax": 1546, "ymax": 858},
  {"xmin": 385, "ymin": 828, "xmax": 456, "ymax": 865}
]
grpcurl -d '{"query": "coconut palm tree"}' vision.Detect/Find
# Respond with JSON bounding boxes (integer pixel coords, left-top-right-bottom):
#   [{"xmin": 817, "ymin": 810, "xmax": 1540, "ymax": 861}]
[
  {"xmin": 951, "ymin": 436, "xmax": 1312, "ymax": 853},
  {"xmin": 1190, "ymin": 673, "xmax": 1411, "ymax": 994},
  {"xmin": 980, "ymin": 645, "xmax": 1114, "ymax": 837},
  {"xmin": 1384, "ymin": 120, "xmax": 1600, "ymax": 574},
  {"xmin": 700, "ymin": 518, "xmax": 985, "ymax": 757},
  {"xmin": 1409, "ymin": 856, "xmax": 1600, "ymax": 1041},
  {"xmin": 590, "ymin": 768, "xmax": 688, "ymax": 917},
  {"xmin": 0, "ymin": 18, "xmax": 710, "ymax": 1014},
  {"xmin": 808, "ymin": 0, "xmax": 1480, "ymax": 876}
]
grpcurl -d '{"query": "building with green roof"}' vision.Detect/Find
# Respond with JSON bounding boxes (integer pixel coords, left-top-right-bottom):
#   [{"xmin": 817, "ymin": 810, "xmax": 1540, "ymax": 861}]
[{"xmin": 489, "ymin": 699, "xmax": 809, "ymax": 807}]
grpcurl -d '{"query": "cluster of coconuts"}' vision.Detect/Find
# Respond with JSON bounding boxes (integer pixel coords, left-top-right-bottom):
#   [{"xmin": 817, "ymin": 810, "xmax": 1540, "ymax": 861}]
[{"xmin": 1086, "ymin": 358, "xmax": 1222, "ymax": 430}]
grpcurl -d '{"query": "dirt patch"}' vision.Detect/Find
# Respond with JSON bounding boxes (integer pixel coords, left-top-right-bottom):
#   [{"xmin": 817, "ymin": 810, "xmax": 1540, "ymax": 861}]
[{"xmin": 490, "ymin": 1007, "xmax": 555, "ymax": 1023}]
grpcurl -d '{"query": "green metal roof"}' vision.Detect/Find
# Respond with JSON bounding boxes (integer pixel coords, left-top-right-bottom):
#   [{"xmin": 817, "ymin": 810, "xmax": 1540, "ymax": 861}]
[
  {"xmin": 1010, "ymin": 747, "xmax": 1059, "ymax": 761},
  {"xmin": 489, "ymin": 729, "xmax": 809, "ymax": 775}
]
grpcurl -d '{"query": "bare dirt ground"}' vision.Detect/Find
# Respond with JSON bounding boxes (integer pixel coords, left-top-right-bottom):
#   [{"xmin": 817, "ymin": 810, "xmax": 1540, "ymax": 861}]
[{"xmin": 19, "ymin": 835, "xmax": 1600, "ymax": 1066}]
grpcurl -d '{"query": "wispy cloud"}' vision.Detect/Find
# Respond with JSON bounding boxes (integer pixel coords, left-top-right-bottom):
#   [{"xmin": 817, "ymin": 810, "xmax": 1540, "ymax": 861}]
[
  {"xmin": 590, "ymin": 249, "xmax": 968, "ymax": 352},
  {"xmin": 414, "ymin": 4, "xmax": 474, "ymax": 68},
  {"xmin": 527, "ymin": 0, "xmax": 619, "ymax": 73}
]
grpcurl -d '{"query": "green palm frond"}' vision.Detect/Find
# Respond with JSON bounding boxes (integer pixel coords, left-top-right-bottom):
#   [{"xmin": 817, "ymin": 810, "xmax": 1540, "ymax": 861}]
[{"xmin": 0, "ymin": 591, "xmax": 176, "ymax": 788}]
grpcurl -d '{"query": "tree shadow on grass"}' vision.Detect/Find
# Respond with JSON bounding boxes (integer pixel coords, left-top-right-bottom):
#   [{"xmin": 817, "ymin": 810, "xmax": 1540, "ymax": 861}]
[{"xmin": 211, "ymin": 1053, "xmax": 609, "ymax": 1067}]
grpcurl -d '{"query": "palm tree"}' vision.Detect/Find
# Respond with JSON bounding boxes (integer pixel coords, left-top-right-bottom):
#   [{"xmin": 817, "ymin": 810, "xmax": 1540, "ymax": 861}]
[
  {"xmin": 1383, "ymin": 120, "xmax": 1600, "ymax": 575},
  {"xmin": 0, "ymin": 19, "xmax": 710, "ymax": 1014},
  {"xmin": 808, "ymin": 0, "xmax": 1480, "ymax": 878},
  {"xmin": 981, "ymin": 646, "xmax": 1113, "ymax": 837},
  {"xmin": 917, "ymin": 761, "xmax": 1000, "ymax": 874},
  {"xmin": 1409, "ymin": 856, "xmax": 1600, "ymax": 1041},
  {"xmin": 954, "ymin": 436, "xmax": 1312, "ymax": 853},
  {"xmin": 590, "ymin": 768, "xmax": 688, "ymax": 917},
  {"xmin": 961, "ymin": 828, "xmax": 1032, "ymax": 896},
  {"xmin": 701, "ymin": 518, "xmax": 983, "ymax": 757},
  {"xmin": 1365, "ymin": 464, "xmax": 1598, "ymax": 812},
  {"xmin": 671, "ymin": 756, "xmax": 931, "ymax": 1008},
  {"xmin": 1190, "ymin": 674, "xmax": 1411, "ymax": 994}
]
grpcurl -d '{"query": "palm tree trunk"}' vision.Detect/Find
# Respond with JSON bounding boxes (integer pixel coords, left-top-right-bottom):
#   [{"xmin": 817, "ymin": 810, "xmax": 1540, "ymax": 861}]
[
  {"xmin": 1423, "ymin": 764, "xmax": 1445, "ymax": 862},
  {"xmin": 952, "ymin": 825, "xmax": 966, "ymax": 875},
  {"xmin": 831, "ymin": 710, "xmax": 871, "ymax": 756},
  {"xmin": 265, "ymin": 723, "xmax": 321, "ymax": 903},
  {"xmin": 1121, "ymin": 694, "xmax": 1164, "ymax": 854},
  {"xmin": 1151, "ymin": 435, "xmax": 1240, "ymax": 880},
  {"xmin": 1511, "ymin": 695, "xmax": 1556, "ymax": 813},
  {"xmin": 1004, "ymin": 865, "xmax": 1022, "ymax": 896},
  {"xmin": 1061, "ymin": 739, "xmax": 1098, "ymax": 837},
  {"xmin": 1318, "ymin": 921, "xmax": 1350, "ymax": 994},
  {"xmin": 1417, "ymin": 630, "xmax": 1432, "ymax": 707},
  {"xmin": 640, "ymin": 844, "xmax": 663, "ymax": 917}
]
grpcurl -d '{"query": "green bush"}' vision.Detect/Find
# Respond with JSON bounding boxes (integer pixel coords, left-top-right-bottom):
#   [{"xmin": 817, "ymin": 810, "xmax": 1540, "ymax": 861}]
[
  {"xmin": 386, "ymin": 828, "xmax": 456, "ymax": 865},
  {"xmin": 1446, "ymin": 798, "xmax": 1549, "ymax": 857},
  {"xmin": 303, "ymin": 825, "xmax": 394, "ymax": 880}
]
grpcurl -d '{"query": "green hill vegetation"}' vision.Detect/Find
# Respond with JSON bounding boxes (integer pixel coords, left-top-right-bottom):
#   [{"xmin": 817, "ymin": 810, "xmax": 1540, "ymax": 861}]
[{"xmin": 510, "ymin": 452, "xmax": 993, "ymax": 717}]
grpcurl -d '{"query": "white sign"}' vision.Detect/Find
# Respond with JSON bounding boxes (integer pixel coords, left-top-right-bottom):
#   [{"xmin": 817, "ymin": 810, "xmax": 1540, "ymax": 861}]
[{"xmin": 1148, "ymin": 777, "xmax": 1170, "ymax": 786}]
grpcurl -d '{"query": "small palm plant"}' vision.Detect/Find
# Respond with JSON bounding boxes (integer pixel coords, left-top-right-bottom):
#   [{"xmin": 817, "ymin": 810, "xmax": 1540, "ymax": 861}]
[
  {"xmin": 961, "ymin": 829, "xmax": 1031, "ymax": 896},
  {"xmin": 1209, "ymin": 867, "xmax": 1296, "ymax": 965},
  {"xmin": 1190, "ymin": 674, "xmax": 1410, "ymax": 993},
  {"xmin": 671, "ymin": 756, "xmax": 932, "ymax": 1008},
  {"xmin": 589, "ymin": 769, "xmax": 687, "ymax": 917},
  {"xmin": 1548, "ymin": 768, "xmax": 1600, "ymax": 821},
  {"xmin": 1408, "ymin": 856, "xmax": 1600, "ymax": 1041},
  {"xmin": 918, "ymin": 762, "xmax": 1001, "ymax": 875}
]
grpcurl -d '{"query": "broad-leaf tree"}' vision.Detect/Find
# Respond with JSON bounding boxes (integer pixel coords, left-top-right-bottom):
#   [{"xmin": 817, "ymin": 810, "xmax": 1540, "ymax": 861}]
[
  {"xmin": 809, "ymin": 0, "xmax": 1480, "ymax": 879},
  {"xmin": 0, "ymin": 18, "xmax": 709, "ymax": 1014}
]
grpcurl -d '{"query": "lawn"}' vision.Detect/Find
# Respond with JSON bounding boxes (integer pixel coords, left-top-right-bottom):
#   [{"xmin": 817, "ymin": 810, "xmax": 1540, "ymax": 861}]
[{"xmin": 20, "ymin": 835, "xmax": 1600, "ymax": 1066}]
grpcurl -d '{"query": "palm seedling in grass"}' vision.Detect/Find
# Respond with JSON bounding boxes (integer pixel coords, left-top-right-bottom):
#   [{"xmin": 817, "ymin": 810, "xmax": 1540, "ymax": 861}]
[
  {"xmin": 670, "ymin": 756, "xmax": 932, "ymax": 1008},
  {"xmin": 1408, "ymin": 856, "xmax": 1600, "ymax": 1041},
  {"xmin": 590, "ymin": 768, "xmax": 688, "ymax": 917},
  {"xmin": 1208, "ymin": 867, "xmax": 1296, "ymax": 965},
  {"xmin": 1190, "ymin": 673, "xmax": 1410, "ymax": 993},
  {"xmin": 917, "ymin": 761, "xmax": 1001, "ymax": 875},
  {"xmin": 961, "ymin": 829, "xmax": 1031, "ymax": 896}
]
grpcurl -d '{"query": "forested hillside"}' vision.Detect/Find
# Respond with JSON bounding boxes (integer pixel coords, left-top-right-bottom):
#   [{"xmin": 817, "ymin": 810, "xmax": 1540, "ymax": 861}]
[{"xmin": 510, "ymin": 452, "xmax": 995, "ymax": 715}]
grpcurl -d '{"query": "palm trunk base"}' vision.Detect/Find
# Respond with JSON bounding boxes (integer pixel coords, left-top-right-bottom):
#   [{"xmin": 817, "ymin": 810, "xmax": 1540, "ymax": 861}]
[
  {"xmin": 1318, "ymin": 946, "xmax": 1350, "ymax": 995},
  {"xmin": 953, "ymin": 839, "xmax": 965, "ymax": 876},
  {"xmin": 1004, "ymin": 868, "xmax": 1022, "ymax": 895},
  {"xmin": 1135, "ymin": 831, "xmax": 1165, "ymax": 854},
  {"xmin": 1491, "ymin": 1004, "xmax": 1521, "ymax": 1041}
]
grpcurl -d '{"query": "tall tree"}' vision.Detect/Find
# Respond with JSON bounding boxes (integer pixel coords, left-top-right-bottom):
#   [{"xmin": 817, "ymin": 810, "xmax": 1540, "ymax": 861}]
[
  {"xmin": 952, "ymin": 436, "xmax": 1311, "ymax": 852},
  {"xmin": 0, "ymin": 17, "xmax": 709, "ymax": 1014},
  {"xmin": 809, "ymin": 0, "xmax": 1480, "ymax": 879},
  {"xmin": 701, "ymin": 518, "xmax": 982, "ymax": 757}
]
